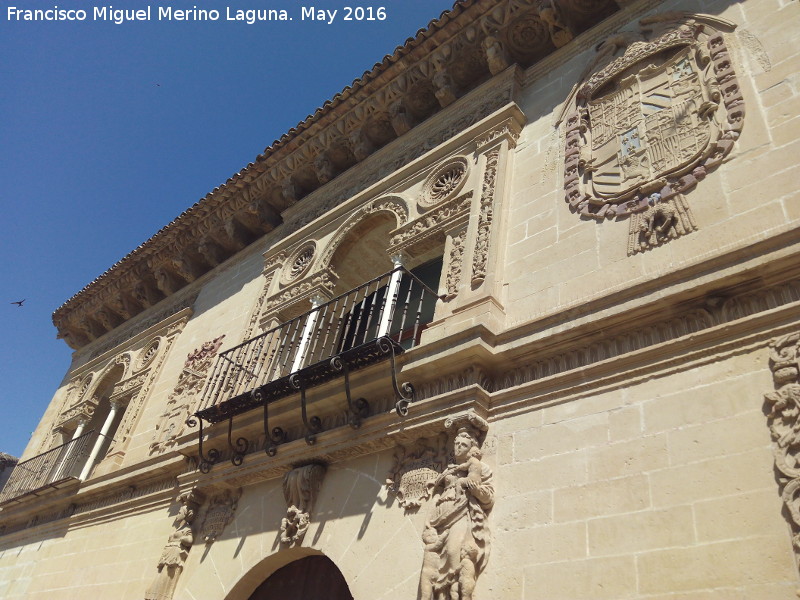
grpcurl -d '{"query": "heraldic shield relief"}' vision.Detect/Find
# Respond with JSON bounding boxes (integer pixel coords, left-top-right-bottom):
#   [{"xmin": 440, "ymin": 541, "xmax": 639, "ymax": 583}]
[{"xmin": 562, "ymin": 14, "xmax": 745, "ymax": 254}]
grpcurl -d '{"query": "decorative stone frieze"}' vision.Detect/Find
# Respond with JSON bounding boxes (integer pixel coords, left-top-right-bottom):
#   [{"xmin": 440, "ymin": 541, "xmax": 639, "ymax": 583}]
[
  {"xmin": 145, "ymin": 489, "xmax": 204, "ymax": 600},
  {"xmin": 280, "ymin": 463, "xmax": 326, "ymax": 547},
  {"xmin": 765, "ymin": 332, "xmax": 800, "ymax": 573},
  {"xmin": 419, "ymin": 413, "xmax": 493, "ymax": 600},
  {"xmin": 561, "ymin": 13, "xmax": 743, "ymax": 253},
  {"xmin": 151, "ymin": 336, "xmax": 225, "ymax": 455},
  {"xmin": 200, "ymin": 488, "xmax": 242, "ymax": 543},
  {"xmin": 262, "ymin": 268, "xmax": 338, "ymax": 318},
  {"xmin": 386, "ymin": 433, "xmax": 448, "ymax": 510}
]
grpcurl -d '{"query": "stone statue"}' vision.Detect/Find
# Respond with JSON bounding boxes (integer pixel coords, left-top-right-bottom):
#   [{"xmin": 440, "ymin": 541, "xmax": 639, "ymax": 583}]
[
  {"xmin": 144, "ymin": 490, "xmax": 203, "ymax": 600},
  {"xmin": 419, "ymin": 414, "xmax": 493, "ymax": 600},
  {"xmin": 280, "ymin": 463, "xmax": 326, "ymax": 547}
]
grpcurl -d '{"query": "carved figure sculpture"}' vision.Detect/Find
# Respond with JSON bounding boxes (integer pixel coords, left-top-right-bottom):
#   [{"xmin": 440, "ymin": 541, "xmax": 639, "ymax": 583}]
[
  {"xmin": 419, "ymin": 414, "xmax": 493, "ymax": 600},
  {"xmin": 280, "ymin": 463, "xmax": 326, "ymax": 546},
  {"xmin": 144, "ymin": 490, "xmax": 203, "ymax": 600}
]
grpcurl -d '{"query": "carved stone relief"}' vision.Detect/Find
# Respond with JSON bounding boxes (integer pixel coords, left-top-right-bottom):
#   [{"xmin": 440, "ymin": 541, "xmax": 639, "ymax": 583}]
[
  {"xmin": 279, "ymin": 242, "xmax": 316, "ymax": 287},
  {"xmin": 472, "ymin": 149, "xmax": 500, "ymax": 286},
  {"xmin": 765, "ymin": 332, "xmax": 800, "ymax": 573},
  {"xmin": 390, "ymin": 192, "xmax": 472, "ymax": 256},
  {"xmin": 561, "ymin": 15, "xmax": 744, "ymax": 254},
  {"xmin": 150, "ymin": 336, "xmax": 225, "ymax": 454},
  {"xmin": 628, "ymin": 192, "xmax": 697, "ymax": 254},
  {"xmin": 419, "ymin": 413, "xmax": 493, "ymax": 600},
  {"xmin": 446, "ymin": 229, "xmax": 468, "ymax": 301},
  {"xmin": 280, "ymin": 463, "xmax": 326, "ymax": 547},
  {"xmin": 144, "ymin": 490, "xmax": 204, "ymax": 600},
  {"xmin": 200, "ymin": 488, "xmax": 241, "ymax": 543},
  {"xmin": 420, "ymin": 157, "xmax": 470, "ymax": 209},
  {"xmin": 386, "ymin": 432, "xmax": 448, "ymax": 510}
]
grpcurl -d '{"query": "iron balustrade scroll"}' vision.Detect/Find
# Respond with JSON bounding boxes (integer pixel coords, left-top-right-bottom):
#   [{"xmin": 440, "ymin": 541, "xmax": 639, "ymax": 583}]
[
  {"xmin": 0, "ymin": 430, "xmax": 96, "ymax": 504},
  {"xmin": 188, "ymin": 266, "xmax": 441, "ymax": 472}
]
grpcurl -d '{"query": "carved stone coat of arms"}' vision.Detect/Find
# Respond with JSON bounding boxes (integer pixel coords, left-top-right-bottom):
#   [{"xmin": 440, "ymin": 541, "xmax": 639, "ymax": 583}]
[{"xmin": 562, "ymin": 14, "xmax": 744, "ymax": 253}]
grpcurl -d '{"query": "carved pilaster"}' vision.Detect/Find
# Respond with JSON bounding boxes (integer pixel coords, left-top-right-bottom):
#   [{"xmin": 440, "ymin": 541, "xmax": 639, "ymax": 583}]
[
  {"xmin": 765, "ymin": 332, "xmax": 800, "ymax": 574},
  {"xmin": 144, "ymin": 490, "xmax": 205, "ymax": 600},
  {"xmin": 471, "ymin": 149, "xmax": 500, "ymax": 287}
]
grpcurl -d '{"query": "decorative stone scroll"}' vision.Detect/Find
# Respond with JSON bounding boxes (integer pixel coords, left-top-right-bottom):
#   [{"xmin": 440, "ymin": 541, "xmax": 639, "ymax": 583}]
[
  {"xmin": 561, "ymin": 14, "xmax": 743, "ymax": 253},
  {"xmin": 200, "ymin": 488, "xmax": 242, "ymax": 543},
  {"xmin": 145, "ymin": 489, "xmax": 204, "ymax": 600},
  {"xmin": 150, "ymin": 336, "xmax": 225, "ymax": 454},
  {"xmin": 419, "ymin": 413, "xmax": 493, "ymax": 600},
  {"xmin": 280, "ymin": 463, "xmax": 326, "ymax": 547},
  {"xmin": 764, "ymin": 332, "xmax": 800, "ymax": 573},
  {"xmin": 389, "ymin": 192, "xmax": 472, "ymax": 254},
  {"xmin": 386, "ymin": 433, "xmax": 448, "ymax": 510}
]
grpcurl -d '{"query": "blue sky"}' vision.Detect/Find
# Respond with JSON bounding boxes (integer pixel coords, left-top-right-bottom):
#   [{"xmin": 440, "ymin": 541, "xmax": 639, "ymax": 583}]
[{"xmin": 0, "ymin": 0, "xmax": 456, "ymax": 458}]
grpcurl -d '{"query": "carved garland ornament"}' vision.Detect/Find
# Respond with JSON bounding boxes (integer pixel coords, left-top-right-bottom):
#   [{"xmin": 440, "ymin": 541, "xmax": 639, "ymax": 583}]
[
  {"xmin": 765, "ymin": 332, "xmax": 800, "ymax": 573},
  {"xmin": 150, "ymin": 335, "xmax": 225, "ymax": 454},
  {"xmin": 562, "ymin": 15, "xmax": 744, "ymax": 253}
]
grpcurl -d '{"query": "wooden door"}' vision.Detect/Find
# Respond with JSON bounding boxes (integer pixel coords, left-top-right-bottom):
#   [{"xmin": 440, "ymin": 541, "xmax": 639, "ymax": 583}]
[{"xmin": 247, "ymin": 555, "xmax": 353, "ymax": 600}]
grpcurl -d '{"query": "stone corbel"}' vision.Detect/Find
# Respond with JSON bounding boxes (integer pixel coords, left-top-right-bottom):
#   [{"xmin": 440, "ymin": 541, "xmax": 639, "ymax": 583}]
[
  {"xmin": 280, "ymin": 463, "xmax": 326, "ymax": 547},
  {"xmin": 197, "ymin": 237, "xmax": 228, "ymax": 268}
]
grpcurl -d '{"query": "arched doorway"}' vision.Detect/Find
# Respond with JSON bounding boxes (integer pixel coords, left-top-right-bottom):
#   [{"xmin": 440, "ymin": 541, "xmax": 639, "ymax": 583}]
[{"xmin": 246, "ymin": 555, "xmax": 353, "ymax": 600}]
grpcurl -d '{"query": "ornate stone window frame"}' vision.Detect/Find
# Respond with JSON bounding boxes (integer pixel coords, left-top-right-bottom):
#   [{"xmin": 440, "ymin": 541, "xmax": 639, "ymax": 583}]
[{"xmin": 45, "ymin": 308, "xmax": 192, "ymax": 471}]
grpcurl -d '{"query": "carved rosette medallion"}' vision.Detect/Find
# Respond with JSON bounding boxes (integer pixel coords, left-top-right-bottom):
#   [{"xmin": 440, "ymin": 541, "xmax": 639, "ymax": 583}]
[
  {"xmin": 420, "ymin": 157, "xmax": 470, "ymax": 209},
  {"xmin": 200, "ymin": 488, "xmax": 242, "ymax": 543},
  {"xmin": 562, "ymin": 16, "xmax": 744, "ymax": 253},
  {"xmin": 386, "ymin": 433, "xmax": 448, "ymax": 509},
  {"xmin": 135, "ymin": 338, "xmax": 161, "ymax": 372},
  {"xmin": 280, "ymin": 242, "xmax": 316, "ymax": 287},
  {"xmin": 765, "ymin": 332, "xmax": 800, "ymax": 573},
  {"xmin": 150, "ymin": 335, "xmax": 225, "ymax": 454}
]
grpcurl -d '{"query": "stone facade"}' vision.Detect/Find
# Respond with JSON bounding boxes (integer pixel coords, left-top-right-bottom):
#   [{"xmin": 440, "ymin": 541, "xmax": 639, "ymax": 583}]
[{"xmin": 2, "ymin": 0, "xmax": 800, "ymax": 598}]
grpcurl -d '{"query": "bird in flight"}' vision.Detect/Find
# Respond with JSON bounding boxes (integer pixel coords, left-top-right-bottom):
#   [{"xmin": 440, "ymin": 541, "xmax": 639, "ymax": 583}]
[{"xmin": 11, "ymin": 299, "xmax": 25, "ymax": 307}]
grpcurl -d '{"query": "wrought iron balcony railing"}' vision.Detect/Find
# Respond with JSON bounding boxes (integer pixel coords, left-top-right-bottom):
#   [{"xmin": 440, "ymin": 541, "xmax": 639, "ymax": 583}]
[
  {"xmin": 190, "ymin": 266, "xmax": 440, "ymax": 470},
  {"xmin": 0, "ymin": 430, "xmax": 96, "ymax": 504}
]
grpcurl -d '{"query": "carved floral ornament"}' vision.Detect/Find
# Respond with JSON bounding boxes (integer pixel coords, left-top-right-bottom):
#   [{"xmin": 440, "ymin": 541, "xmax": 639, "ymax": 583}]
[
  {"xmin": 420, "ymin": 157, "xmax": 470, "ymax": 209},
  {"xmin": 279, "ymin": 242, "xmax": 316, "ymax": 287},
  {"xmin": 561, "ymin": 14, "xmax": 744, "ymax": 253},
  {"xmin": 765, "ymin": 332, "xmax": 800, "ymax": 575}
]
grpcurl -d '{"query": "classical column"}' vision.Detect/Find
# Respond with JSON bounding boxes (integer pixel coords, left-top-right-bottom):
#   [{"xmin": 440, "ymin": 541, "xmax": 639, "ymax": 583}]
[
  {"xmin": 377, "ymin": 254, "xmax": 405, "ymax": 338},
  {"xmin": 51, "ymin": 417, "xmax": 88, "ymax": 482},
  {"xmin": 79, "ymin": 401, "xmax": 121, "ymax": 480},
  {"xmin": 291, "ymin": 295, "xmax": 324, "ymax": 373}
]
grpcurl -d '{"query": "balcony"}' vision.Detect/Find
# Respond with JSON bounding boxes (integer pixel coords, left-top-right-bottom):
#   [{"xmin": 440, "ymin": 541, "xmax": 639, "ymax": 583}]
[
  {"xmin": 190, "ymin": 265, "xmax": 441, "ymax": 470},
  {"xmin": 0, "ymin": 430, "xmax": 95, "ymax": 505}
]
